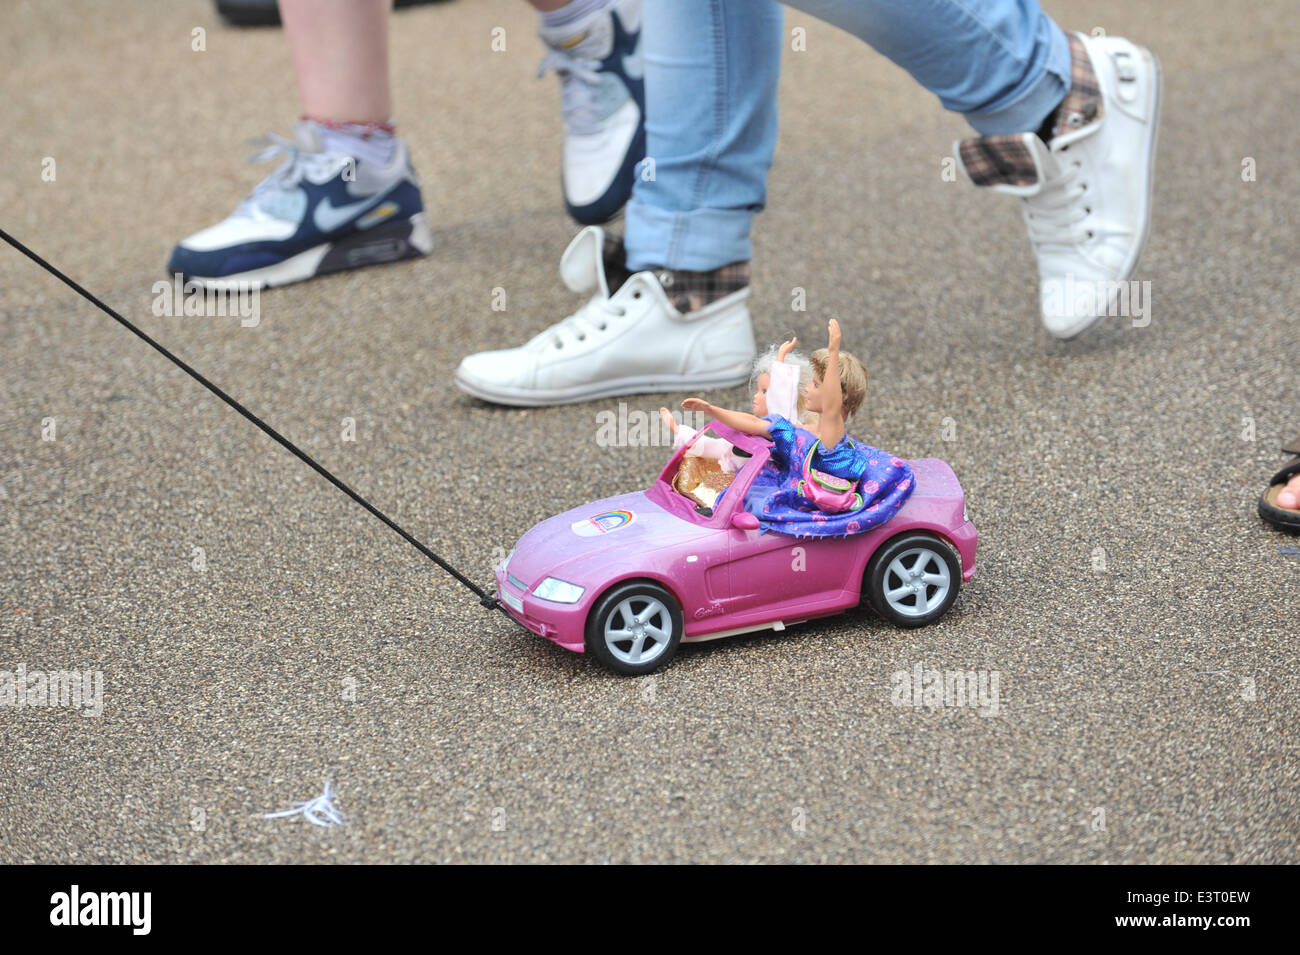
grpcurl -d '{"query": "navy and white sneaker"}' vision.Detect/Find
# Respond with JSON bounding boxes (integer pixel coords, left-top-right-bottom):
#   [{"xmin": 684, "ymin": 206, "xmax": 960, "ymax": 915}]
[
  {"xmin": 538, "ymin": 0, "xmax": 644, "ymax": 225},
  {"xmin": 168, "ymin": 120, "xmax": 432, "ymax": 289}
]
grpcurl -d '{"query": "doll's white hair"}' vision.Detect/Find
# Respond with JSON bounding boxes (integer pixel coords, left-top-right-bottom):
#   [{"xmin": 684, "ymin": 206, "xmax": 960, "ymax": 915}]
[{"xmin": 750, "ymin": 345, "xmax": 818, "ymax": 424}]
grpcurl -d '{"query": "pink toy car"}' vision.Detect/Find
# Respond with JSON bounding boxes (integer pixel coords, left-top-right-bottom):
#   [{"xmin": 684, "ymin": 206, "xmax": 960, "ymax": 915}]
[{"xmin": 495, "ymin": 420, "xmax": 977, "ymax": 675}]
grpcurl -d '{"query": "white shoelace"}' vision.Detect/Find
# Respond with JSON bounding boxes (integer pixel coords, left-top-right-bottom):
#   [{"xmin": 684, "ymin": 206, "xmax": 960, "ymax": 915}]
[
  {"xmin": 236, "ymin": 133, "xmax": 344, "ymax": 218},
  {"xmin": 537, "ymin": 48, "xmax": 607, "ymax": 136},
  {"xmin": 527, "ymin": 292, "xmax": 632, "ymax": 351},
  {"xmin": 1021, "ymin": 152, "xmax": 1091, "ymax": 247}
]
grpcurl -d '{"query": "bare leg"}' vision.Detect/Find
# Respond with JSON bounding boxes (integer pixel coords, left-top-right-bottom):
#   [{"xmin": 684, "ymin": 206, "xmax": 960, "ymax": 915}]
[
  {"xmin": 277, "ymin": 0, "xmax": 578, "ymax": 124},
  {"xmin": 280, "ymin": 0, "xmax": 392, "ymax": 123}
]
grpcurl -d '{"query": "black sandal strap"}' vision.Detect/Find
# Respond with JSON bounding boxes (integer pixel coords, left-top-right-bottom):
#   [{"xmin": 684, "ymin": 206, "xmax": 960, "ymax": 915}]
[{"xmin": 1268, "ymin": 456, "xmax": 1300, "ymax": 488}]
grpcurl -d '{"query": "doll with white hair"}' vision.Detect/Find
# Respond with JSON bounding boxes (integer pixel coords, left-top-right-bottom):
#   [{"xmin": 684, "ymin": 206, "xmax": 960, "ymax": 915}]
[
  {"xmin": 680, "ymin": 319, "xmax": 915, "ymax": 538},
  {"xmin": 659, "ymin": 337, "xmax": 815, "ymax": 472}
]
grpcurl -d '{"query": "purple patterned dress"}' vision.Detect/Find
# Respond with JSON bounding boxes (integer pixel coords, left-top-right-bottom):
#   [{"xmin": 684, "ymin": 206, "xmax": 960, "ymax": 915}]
[{"xmin": 742, "ymin": 414, "xmax": 914, "ymax": 538}]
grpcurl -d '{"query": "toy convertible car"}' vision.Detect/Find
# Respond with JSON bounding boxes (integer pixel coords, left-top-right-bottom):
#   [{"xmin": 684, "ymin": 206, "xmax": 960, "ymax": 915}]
[{"xmin": 494, "ymin": 420, "xmax": 977, "ymax": 675}]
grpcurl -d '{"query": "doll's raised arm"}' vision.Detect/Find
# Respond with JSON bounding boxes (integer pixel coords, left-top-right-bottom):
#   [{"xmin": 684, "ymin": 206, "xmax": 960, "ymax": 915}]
[
  {"xmin": 681, "ymin": 398, "xmax": 771, "ymax": 438},
  {"xmin": 819, "ymin": 319, "xmax": 846, "ymax": 448}
]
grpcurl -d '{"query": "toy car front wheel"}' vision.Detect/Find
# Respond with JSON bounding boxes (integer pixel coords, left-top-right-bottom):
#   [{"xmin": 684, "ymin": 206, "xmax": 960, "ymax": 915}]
[
  {"xmin": 864, "ymin": 533, "xmax": 961, "ymax": 627},
  {"xmin": 585, "ymin": 582, "xmax": 683, "ymax": 676}
]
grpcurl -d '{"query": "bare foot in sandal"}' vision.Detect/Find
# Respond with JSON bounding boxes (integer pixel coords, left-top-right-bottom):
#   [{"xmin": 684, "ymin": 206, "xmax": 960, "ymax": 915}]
[
  {"xmin": 1279, "ymin": 475, "xmax": 1300, "ymax": 510},
  {"xmin": 1260, "ymin": 434, "xmax": 1300, "ymax": 532}
]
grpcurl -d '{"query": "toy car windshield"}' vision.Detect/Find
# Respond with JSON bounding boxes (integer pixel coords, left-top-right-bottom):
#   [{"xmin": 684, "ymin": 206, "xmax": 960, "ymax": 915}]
[{"xmin": 647, "ymin": 420, "xmax": 771, "ymax": 527}]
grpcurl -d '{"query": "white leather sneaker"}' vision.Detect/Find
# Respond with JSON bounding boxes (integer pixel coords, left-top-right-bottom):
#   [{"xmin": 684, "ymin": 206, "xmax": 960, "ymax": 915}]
[
  {"xmin": 954, "ymin": 32, "xmax": 1161, "ymax": 339},
  {"xmin": 454, "ymin": 227, "xmax": 756, "ymax": 406}
]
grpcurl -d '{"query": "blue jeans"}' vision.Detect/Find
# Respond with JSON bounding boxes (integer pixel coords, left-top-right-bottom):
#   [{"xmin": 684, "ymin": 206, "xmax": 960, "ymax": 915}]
[{"xmin": 623, "ymin": 0, "xmax": 1072, "ymax": 272}]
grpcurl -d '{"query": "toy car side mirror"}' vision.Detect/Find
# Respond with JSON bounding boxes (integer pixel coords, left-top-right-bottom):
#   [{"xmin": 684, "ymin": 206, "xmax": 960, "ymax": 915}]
[{"xmin": 730, "ymin": 512, "xmax": 759, "ymax": 531}]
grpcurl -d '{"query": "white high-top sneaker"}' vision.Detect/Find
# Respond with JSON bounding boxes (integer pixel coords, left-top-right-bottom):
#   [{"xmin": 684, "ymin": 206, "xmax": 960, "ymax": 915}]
[
  {"xmin": 954, "ymin": 32, "xmax": 1161, "ymax": 339},
  {"xmin": 454, "ymin": 227, "xmax": 756, "ymax": 406}
]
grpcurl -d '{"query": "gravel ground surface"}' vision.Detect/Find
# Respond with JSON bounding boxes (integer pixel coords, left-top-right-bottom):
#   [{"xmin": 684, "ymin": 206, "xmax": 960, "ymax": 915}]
[{"xmin": 1, "ymin": 0, "xmax": 1296, "ymax": 863}]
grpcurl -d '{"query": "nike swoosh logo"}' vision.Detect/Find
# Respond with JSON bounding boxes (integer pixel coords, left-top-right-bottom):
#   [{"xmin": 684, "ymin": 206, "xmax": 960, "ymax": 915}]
[{"xmin": 313, "ymin": 193, "xmax": 389, "ymax": 234}]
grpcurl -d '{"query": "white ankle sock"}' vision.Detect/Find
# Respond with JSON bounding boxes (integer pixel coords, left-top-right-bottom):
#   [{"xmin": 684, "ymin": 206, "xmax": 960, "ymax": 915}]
[
  {"xmin": 312, "ymin": 120, "xmax": 397, "ymax": 168},
  {"xmin": 539, "ymin": 0, "xmax": 615, "ymax": 32}
]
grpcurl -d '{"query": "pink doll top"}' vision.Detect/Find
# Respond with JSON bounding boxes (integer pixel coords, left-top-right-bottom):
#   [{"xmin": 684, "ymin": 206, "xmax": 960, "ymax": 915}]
[
  {"xmin": 765, "ymin": 360, "xmax": 801, "ymax": 423},
  {"xmin": 672, "ymin": 358, "xmax": 804, "ymax": 470}
]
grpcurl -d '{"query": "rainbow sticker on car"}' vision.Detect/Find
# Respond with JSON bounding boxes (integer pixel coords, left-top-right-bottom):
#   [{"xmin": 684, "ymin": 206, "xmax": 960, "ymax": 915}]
[{"xmin": 571, "ymin": 509, "xmax": 636, "ymax": 537}]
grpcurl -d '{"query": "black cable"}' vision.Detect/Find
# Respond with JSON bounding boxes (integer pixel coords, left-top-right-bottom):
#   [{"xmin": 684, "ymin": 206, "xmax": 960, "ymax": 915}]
[{"xmin": 0, "ymin": 227, "xmax": 506, "ymax": 615}]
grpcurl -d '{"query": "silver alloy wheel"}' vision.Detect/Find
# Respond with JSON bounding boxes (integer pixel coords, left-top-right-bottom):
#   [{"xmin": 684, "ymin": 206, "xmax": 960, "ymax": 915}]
[
  {"xmin": 882, "ymin": 546, "xmax": 952, "ymax": 618},
  {"xmin": 604, "ymin": 595, "xmax": 674, "ymax": 666}
]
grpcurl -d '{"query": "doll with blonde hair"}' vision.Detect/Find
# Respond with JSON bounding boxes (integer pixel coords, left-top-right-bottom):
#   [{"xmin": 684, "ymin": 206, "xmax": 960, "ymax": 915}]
[
  {"xmin": 681, "ymin": 319, "xmax": 914, "ymax": 538},
  {"xmin": 659, "ymin": 336, "xmax": 814, "ymax": 472}
]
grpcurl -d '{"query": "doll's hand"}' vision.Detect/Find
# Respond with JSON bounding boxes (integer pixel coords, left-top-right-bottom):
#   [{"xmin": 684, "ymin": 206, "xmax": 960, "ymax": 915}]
[
  {"xmin": 827, "ymin": 318, "xmax": 842, "ymax": 351},
  {"xmin": 681, "ymin": 397, "xmax": 712, "ymax": 415},
  {"xmin": 777, "ymin": 337, "xmax": 797, "ymax": 362},
  {"xmin": 658, "ymin": 406, "xmax": 679, "ymax": 433}
]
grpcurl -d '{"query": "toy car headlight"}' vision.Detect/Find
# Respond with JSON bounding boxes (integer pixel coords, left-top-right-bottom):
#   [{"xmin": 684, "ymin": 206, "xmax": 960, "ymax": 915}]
[
  {"xmin": 963, "ymin": 500, "xmax": 971, "ymax": 524},
  {"xmin": 533, "ymin": 577, "xmax": 585, "ymax": 604}
]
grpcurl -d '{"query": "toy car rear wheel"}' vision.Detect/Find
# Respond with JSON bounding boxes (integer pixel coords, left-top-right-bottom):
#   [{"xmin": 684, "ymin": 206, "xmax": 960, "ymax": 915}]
[
  {"xmin": 585, "ymin": 582, "xmax": 683, "ymax": 676},
  {"xmin": 864, "ymin": 533, "xmax": 961, "ymax": 628}
]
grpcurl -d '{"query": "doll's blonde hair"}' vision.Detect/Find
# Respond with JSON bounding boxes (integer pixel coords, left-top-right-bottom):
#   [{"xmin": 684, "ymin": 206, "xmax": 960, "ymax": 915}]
[
  {"xmin": 810, "ymin": 348, "xmax": 868, "ymax": 419},
  {"xmin": 751, "ymin": 345, "xmax": 817, "ymax": 424}
]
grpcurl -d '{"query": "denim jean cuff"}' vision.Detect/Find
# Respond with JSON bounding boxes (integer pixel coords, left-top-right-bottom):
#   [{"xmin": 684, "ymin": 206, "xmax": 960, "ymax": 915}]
[
  {"xmin": 963, "ymin": 22, "xmax": 1072, "ymax": 136},
  {"xmin": 623, "ymin": 200, "xmax": 755, "ymax": 272}
]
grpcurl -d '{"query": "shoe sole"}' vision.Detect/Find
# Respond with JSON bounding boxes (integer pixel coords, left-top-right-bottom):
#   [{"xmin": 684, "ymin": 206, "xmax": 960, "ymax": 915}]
[
  {"xmin": 454, "ymin": 364, "xmax": 753, "ymax": 408},
  {"xmin": 1259, "ymin": 488, "xmax": 1300, "ymax": 533},
  {"xmin": 180, "ymin": 213, "xmax": 433, "ymax": 291},
  {"xmin": 1053, "ymin": 43, "xmax": 1162, "ymax": 340}
]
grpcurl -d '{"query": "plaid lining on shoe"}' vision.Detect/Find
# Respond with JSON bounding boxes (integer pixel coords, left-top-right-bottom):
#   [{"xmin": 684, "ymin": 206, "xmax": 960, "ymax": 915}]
[
  {"xmin": 958, "ymin": 134, "xmax": 1040, "ymax": 188},
  {"xmin": 1047, "ymin": 32, "xmax": 1103, "ymax": 140},
  {"xmin": 600, "ymin": 232, "xmax": 749, "ymax": 311},
  {"xmin": 601, "ymin": 231, "xmax": 633, "ymax": 293},
  {"xmin": 654, "ymin": 262, "xmax": 750, "ymax": 313},
  {"xmin": 957, "ymin": 32, "xmax": 1103, "ymax": 188}
]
